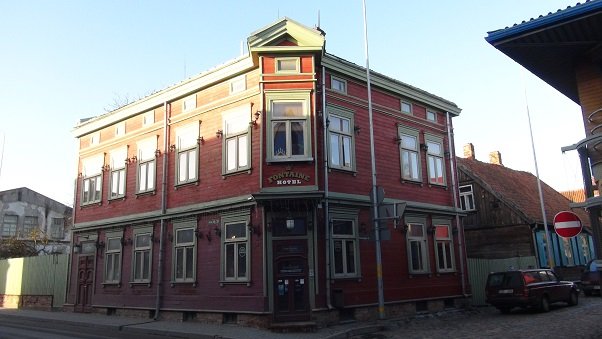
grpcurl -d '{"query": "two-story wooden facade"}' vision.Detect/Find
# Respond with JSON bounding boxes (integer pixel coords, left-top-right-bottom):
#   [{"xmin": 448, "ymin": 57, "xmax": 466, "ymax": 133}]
[{"xmin": 67, "ymin": 18, "xmax": 466, "ymax": 327}]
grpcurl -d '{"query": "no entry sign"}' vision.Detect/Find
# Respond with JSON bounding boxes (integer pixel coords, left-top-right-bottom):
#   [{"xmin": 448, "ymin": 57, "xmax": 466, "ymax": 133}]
[{"xmin": 553, "ymin": 211, "xmax": 583, "ymax": 238}]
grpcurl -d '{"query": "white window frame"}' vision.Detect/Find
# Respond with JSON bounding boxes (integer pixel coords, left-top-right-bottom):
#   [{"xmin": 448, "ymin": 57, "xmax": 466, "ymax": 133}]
[
  {"xmin": 229, "ymin": 75, "xmax": 246, "ymax": 95},
  {"xmin": 433, "ymin": 219, "xmax": 455, "ymax": 273},
  {"xmin": 82, "ymin": 174, "xmax": 102, "ymax": 205},
  {"xmin": 266, "ymin": 91, "xmax": 312, "ymax": 162},
  {"xmin": 406, "ymin": 216, "xmax": 429, "ymax": 274},
  {"xmin": 328, "ymin": 106, "xmax": 355, "ymax": 171},
  {"xmin": 22, "ymin": 216, "xmax": 38, "ymax": 237},
  {"xmin": 115, "ymin": 122, "xmax": 126, "ymax": 137},
  {"xmin": 137, "ymin": 137, "xmax": 157, "ymax": 194},
  {"xmin": 104, "ymin": 233, "xmax": 122, "ymax": 284},
  {"xmin": 132, "ymin": 226, "xmax": 153, "ymax": 283},
  {"xmin": 172, "ymin": 219, "xmax": 197, "ymax": 283},
  {"xmin": 275, "ymin": 57, "xmax": 300, "ymax": 73},
  {"xmin": 222, "ymin": 105, "xmax": 251, "ymax": 174},
  {"xmin": 401, "ymin": 101, "xmax": 412, "ymax": 114},
  {"xmin": 182, "ymin": 94, "xmax": 197, "ymax": 112},
  {"xmin": 81, "ymin": 154, "xmax": 104, "ymax": 205},
  {"xmin": 330, "ymin": 209, "xmax": 360, "ymax": 278},
  {"xmin": 425, "ymin": 135, "xmax": 446, "ymax": 186},
  {"xmin": 143, "ymin": 110, "xmax": 155, "ymax": 127},
  {"xmin": 221, "ymin": 218, "xmax": 250, "ymax": 282},
  {"xmin": 426, "ymin": 110, "xmax": 436, "ymax": 122},
  {"xmin": 331, "ymin": 76, "xmax": 347, "ymax": 94},
  {"xmin": 175, "ymin": 122, "xmax": 200, "ymax": 186},
  {"xmin": 459, "ymin": 184, "xmax": 476, "ymax": 211},
  {"xmin": 398, "ymin": 126, "xmax": 421, "ymax": 182},
  {"xmin": 90, "ymin": 132, "xmax": 100, "ymax": 146},
  {"xmin": 109, "ymin": 147, "xmax": 127, "ymax": 199},
  {"xmin": 1, "ymin": 215, "xmax": 18, "ymax": 237}
]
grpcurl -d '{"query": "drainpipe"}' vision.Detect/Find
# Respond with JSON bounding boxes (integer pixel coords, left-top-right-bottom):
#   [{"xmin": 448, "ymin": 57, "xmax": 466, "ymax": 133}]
[
  {"xmin": 154, "ymin": 101, "xmax": 170, "ymax": 320},
  {"xmin": 321, "ymin": 65, "xmax": 333, "ymax": 309},
  {"xmin": 446, "ymin": 112, "xmax": 467, "ymax": 296}
]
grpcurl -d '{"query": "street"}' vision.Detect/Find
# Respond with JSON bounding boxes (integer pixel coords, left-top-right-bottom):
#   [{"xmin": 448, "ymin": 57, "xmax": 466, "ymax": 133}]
[{"xmin": 356, "ymin": 294, "xmax": 602, "ymax": 339}]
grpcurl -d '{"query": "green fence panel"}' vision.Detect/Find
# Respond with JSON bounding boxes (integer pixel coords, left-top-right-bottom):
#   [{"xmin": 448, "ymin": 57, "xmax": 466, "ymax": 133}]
[{"xmin": 468, "ymin": 256, "xmax": 537, "ymax": 306}]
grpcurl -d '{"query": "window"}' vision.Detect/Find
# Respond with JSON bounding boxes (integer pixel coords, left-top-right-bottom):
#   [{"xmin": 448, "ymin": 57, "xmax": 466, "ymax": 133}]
[
  {"xmin": 22, "ymin": 216, "xmax": 38, "ymax": 237},
  {"xmin": 434, "ymin": 221, "xmax": 454, "ymax": 272},
  {"xmin": 266, "ymin": 91, "xmax": 312, "ymax": 161},
  {"xmin": 173, "ymin": 219, "xmax": 196, "ymax": 283},
  {"xmin": 175, "ymin": 123, "xmax": 199, "ymax": 185},
  {"xmin": 143, "ymin": 110, "xmax": 155, "ymax": 127},
  {"xmin": 137, "ymin": 137, "xmax": 157, "ymax": 193},
  {"xmin": 332, "ymin": 219, "xmax": 359, "ymax": 278},
  {"xmin": 406, "ymin": 218, "xmax": 428, "ymax": 274},
  {"xmin": 398, "ymin": 127, "xmax": 421, "ymax": 181},
  {"xmin": 229, "ymin": 75, "xmax": 246, "ymax": 94},
  {"xmin": 328, "ymin": 107, "xmax": 355, "ymax": 171},
  {"xmin": 275, "ymin": 57, "xmax": 299, "ymax": 73},
  {"xmin": 82, "ymin": 175, "xmax": 102, "ymax": 204},
  {"xmin": 401, "ymin": 101, "xmax": 412, "ymax": 114},
  {"xmin": 182, "ymin": 94, "xmax": 196, "ymax": 112},
  {"xmin": 81, "ymin": 155, "xmax": 103, "ymax": 205},
  {"xmin": 104, "ymin": 235, "xmax": 122, "ymax": 284},
  {"xmin": 426, "ymin": 137, "xmax": 445, "ymax": 185},
  {"xmin": 115, "ymin": 122, "xmax": 125, "ymax": 137},
  {"xmin": 223, "ymin": 222, "xmax": 249, "ymax": 281},
  {"xmin": 109, "ymin": 147, "xmax": 127, "ymax": 199},
  {"xmin": 223, "ymin": 105, "xmax": 250, "ymax": 174},
  {"xmin": 426, "ymin": 110, "xmax": 436, "ymax": 122},
  {"xmin": 132, "ymin": 227, "xmax": 153, "ymax": 283},
  {"xmin": 1, "ymin": 215, "xmax": 17, "ymax": 237},
  {"xmin": 90, "ymin": 132, "xmax": 100, "ymax": 146},
  {"xmin": 331, "ymin": 76, "xmax": 347, "ymax": 94},
  {"xmin": 459, "ymin": 185, "xmax": 475, "ymax": 211},
  {"xmin": 51, "ymin": 218, "xmax": 64, "ymax": 239}
]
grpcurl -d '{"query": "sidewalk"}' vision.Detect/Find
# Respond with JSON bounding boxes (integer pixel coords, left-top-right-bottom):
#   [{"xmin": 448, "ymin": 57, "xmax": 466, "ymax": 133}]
[{"xmin": 0, "ymin": 308, "xmax": 384, "ymax": 339}]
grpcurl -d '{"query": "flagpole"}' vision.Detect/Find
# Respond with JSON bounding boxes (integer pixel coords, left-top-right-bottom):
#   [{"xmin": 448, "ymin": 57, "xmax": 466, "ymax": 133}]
[
  {"xmin": 523, "ymin": 83, "xmax": 554, "ymax": 268},
  {"xmin": 362, "ymin": 0, "xmax": 385, "ymax": 320}
]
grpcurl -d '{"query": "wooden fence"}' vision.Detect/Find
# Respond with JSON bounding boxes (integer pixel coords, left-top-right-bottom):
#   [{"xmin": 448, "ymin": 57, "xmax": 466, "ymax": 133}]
[
  {"xmin": 467, "ymin": 256, "xmax": 537, "ymax": 306},
  {"xmin": 0, "ymin": 254, "xmax": 69, "ymax": 309}
]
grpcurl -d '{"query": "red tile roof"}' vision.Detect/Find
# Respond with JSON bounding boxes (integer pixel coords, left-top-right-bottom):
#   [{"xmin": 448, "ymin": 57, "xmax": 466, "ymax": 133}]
[{"xmin": 456, "ymin": 157, "xmax": 590, "ymax": 227}]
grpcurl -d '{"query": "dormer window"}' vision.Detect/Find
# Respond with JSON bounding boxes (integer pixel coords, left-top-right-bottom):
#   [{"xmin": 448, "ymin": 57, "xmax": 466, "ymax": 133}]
[{"xmin": 275, "ymin": 57, "xmax": 300, "ymax": 73}]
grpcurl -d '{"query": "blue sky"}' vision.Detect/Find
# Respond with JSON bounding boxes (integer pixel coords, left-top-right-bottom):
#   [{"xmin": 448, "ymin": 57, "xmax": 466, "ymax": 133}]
[{"xmin": 0, "ymin": 1, "xmax": 586, "ymax": 206}]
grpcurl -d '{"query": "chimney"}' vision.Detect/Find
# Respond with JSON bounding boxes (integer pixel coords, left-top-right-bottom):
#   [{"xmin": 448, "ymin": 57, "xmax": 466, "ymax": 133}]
[
  {"xmin": 463, "ymin": 143, "xmax": 475, "ymax": 160},
  {"xmin": 489, "ymin": 151, "xmax": 503, "ymax": 166}
]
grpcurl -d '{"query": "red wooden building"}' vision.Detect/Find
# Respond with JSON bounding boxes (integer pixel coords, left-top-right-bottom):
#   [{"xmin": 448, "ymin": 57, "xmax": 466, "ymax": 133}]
[{"xmin": 67, "ymin": 18, "xmax": 467, "ymax": 327}]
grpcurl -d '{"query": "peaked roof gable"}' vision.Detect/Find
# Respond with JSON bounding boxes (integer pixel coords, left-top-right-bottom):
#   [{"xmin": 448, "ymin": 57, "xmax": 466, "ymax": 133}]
[
  {"xmin": 247, "ymin": 17, "xmax": 325, "ymax": 50},
  {"xmin": 456, "ymin": 157, "xmax": 590, "ymax": 227}
]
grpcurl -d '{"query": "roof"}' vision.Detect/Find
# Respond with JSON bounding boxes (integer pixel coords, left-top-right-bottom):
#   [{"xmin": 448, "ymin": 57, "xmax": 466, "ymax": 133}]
[
  {"xmin": 456, "ymin": 157, "xmax": 590, "ymax": 227},
  {"xmin": 485, "ymin": 0, "xmax": 602, "ymax": 104}
]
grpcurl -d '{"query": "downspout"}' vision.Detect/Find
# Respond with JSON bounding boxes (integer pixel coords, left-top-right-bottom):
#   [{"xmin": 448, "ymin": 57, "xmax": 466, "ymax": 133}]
[
  {"xmin": 258, "ymin": 59, "xmax": 268, "ymax": 298},
  {"xmin": 446, "ymin": 112, "xmax": 467, "ymax": 296},
  {"xmin": 66, "ymin": 170, "xmax": 79, "ymax": 306},
  {"xmin": 322, "ymin": 66, "xmax": 333, "ymax": 309},
  {"xmin": 154, "ymin": 101, "xmax": 170, "ymax": 320}
]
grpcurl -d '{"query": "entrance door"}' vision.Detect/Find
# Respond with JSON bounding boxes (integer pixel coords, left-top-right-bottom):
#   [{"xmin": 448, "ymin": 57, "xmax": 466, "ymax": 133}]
[
  {"xmin": 76, "ymin": 255, "xmax": 94, "ymax": 312},
  {"xmin": 273, "ymin": 240, "xmax": 310, "ymax": 322}
]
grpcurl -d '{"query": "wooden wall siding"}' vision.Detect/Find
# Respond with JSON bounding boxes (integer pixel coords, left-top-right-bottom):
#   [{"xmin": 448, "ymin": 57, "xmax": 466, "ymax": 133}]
[
  {"xmin": 325, "ymin": 76, "xmax": 454, "ymax": 208},
  {"xmin": 464, "ymin": 225, "xmax": 534, "ymax": 259},
  {"xmin": 73, "ymin": 210, "xmax": 267, "ymax": 312}
]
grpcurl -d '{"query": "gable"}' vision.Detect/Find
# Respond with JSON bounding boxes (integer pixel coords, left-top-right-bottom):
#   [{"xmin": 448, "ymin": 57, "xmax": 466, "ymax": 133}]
[{"xmin": 247, "ymin": 17, "xmax": 325, "ymax": 50}]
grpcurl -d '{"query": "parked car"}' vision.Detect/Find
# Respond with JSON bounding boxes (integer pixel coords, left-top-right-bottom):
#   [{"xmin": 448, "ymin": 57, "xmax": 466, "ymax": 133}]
[
  {"xmin": 485, "ymin": 269, "xmax": 579, "ymax": 313},
  {"xmin": 581, "ymin": 259, "xmax": 602, "ymax": 296}
]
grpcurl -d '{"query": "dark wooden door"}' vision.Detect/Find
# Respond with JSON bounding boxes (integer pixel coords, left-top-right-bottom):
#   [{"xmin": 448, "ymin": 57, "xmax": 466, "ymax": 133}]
[
  {"xmin": 76, "ymin": 255, "xmax": 94, "ymax": 313},
  {"xmin": 273, "ymin": 240, "xmax": 310, "ymax": 322}
]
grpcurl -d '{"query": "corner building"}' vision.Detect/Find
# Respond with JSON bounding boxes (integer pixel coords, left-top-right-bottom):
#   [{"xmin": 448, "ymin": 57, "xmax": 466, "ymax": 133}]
[{"xmin": 67, "ymin": 18, "xmax": 467, "ymax": 327}]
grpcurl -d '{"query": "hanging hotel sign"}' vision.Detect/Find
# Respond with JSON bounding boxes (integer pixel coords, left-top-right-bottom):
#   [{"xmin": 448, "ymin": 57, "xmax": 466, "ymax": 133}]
[{"xmin": 267, "ymin": 170, "xmax": 310, "ymax": 185}]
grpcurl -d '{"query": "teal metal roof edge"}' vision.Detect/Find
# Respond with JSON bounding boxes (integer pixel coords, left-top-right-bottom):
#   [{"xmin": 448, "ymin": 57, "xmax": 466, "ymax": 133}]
[{"xmin": 485, "ymin": 0, "xmax": 602, "ymax": 44}]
